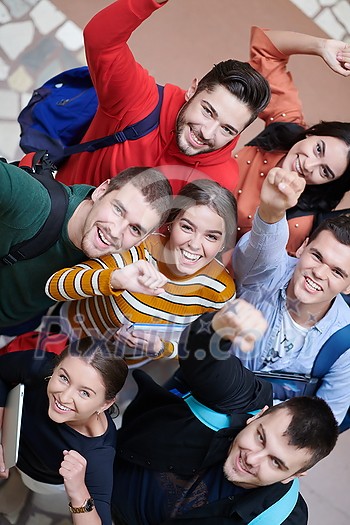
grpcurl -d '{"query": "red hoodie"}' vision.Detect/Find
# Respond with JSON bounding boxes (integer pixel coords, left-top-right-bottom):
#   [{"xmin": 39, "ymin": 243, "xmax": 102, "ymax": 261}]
[{"xmin": 56, "ymin": 0, "xmax": 240, "ymax": 194}]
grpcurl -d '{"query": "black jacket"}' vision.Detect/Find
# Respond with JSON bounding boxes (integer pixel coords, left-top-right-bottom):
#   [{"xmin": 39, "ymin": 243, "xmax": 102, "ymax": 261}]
[{"xmin": 115, "ymin": 313, "xmax": 307, "ymax": 524}]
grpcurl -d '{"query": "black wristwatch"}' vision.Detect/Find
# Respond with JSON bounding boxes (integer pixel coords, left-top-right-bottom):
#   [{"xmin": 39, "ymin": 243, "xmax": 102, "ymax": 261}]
[{"xmin": 69, "ymin": 497, "xmax": 95, "ymax": 513}]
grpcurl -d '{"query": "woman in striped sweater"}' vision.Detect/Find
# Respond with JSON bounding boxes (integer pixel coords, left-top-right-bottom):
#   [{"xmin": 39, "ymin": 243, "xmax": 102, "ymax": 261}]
[{"xmin": 45, "ymin": 180, "xmax": 236, "ymax": 368}]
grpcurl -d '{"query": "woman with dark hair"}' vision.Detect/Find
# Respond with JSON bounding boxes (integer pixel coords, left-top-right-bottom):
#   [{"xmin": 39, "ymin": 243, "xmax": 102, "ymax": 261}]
[
  {"xmin": 234, "ymin": 27, "xmax": 350, "ymax": 255},
  {"xmin": 0, "ymin": 337, "xmax": 128, "ymax": 525},
  {"xmin": 45, "ymin": 179, "xmax": 237, "ymax": 368}
]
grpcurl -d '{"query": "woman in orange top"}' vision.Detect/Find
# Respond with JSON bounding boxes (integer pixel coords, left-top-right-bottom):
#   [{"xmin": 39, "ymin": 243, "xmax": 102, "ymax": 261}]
[{"xmin": 234, "ymin": 27, "xmax": 350, "ymax": 256}]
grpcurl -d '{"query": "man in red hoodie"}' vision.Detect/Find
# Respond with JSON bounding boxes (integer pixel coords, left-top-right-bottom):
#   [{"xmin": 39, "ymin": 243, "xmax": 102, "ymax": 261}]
[{"xmin": 56, "ymin": 0, "xmax": 270, "ymax": 194}]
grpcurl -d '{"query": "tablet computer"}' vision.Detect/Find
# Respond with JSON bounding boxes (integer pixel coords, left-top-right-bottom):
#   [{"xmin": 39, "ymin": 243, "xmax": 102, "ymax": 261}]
[
  {"xmin": 131, "ymin": 323, "xmax": 185, "ymax": 342},
  {"xmin": 1, "ymin": 383, "xmax": 25, "ymax": 469}
]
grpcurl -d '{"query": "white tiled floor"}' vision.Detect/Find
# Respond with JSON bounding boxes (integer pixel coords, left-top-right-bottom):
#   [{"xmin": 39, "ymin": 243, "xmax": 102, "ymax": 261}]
[{"xmin": 0, "ymin": 1, "xmax": 350, "ymax": 524}]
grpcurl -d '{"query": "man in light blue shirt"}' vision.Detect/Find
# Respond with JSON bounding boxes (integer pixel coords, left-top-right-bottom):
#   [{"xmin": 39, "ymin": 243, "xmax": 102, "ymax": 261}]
[{"xmin": 232, "ymin": 167, "xmax": 350, "ymax": 424}]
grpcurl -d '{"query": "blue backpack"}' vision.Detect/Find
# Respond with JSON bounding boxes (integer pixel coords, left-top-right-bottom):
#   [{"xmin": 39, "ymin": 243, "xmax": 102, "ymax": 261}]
[
  {"xmin": 254, "ymin": 324, "xmax": 350, "ymax": 432},
  {"xmin": 18, "ymin": 66, "xmax": 164, "ymax": 167}
]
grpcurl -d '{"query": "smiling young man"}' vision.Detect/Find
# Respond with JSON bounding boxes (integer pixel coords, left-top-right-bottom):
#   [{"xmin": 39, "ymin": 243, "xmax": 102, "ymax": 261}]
[
  {"xmin": 69, "ymin": 167, "xmax": 171, "ymax": 259},
  {"xmin": 0, "ymin": 163, "xmax": 172, "ymax": 335},
  {"xmin": 112, "ymin": 298, "xmax": 338, "ymax": 525},
  {"xmin": 231, "ymin": 167, "xmax": 350, "ymax": 425},
  {"xmin": 222, "ymin": 402, "xmax": 319, "ymax": 490},
  {"xmin": 56, "ymin": 0, "xmax": 270, "ymax": 194}
]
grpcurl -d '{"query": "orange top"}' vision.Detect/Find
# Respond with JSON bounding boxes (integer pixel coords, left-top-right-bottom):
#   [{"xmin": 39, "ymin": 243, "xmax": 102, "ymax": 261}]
[{"xmin": 234, "ymin": 27, "xmax": 307, "ymax": 255}]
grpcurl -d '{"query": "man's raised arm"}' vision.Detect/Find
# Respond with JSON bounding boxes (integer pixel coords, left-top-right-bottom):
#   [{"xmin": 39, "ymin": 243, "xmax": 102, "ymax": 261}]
[{"xmin": 178, "ymin": 299, "xmax": 271, "ymax": 414}]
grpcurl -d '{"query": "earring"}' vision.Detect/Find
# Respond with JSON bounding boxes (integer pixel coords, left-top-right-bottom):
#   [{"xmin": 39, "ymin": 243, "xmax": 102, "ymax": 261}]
[{"xmin": 167, "ymin": 224, "xmax": 171, "ymax": 232}]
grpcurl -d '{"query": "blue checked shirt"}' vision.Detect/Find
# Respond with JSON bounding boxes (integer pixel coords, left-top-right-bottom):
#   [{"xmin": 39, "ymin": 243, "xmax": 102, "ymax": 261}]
[{"xmin": 232, "ymin": 212, "xmax": 350, "ymax": 424}]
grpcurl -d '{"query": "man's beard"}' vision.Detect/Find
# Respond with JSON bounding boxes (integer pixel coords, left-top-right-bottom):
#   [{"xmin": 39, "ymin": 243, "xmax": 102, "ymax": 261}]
[
  {"xmin": 175, "ymin": 104, "xmax": 215, "ymax": 156},
  {"xmin": 81, "ymin": 228, "xmax": 119, "ymax": 258},
  {"xmin": 81, "ymin": 232, "xmax": 101, "ymax": 258}
]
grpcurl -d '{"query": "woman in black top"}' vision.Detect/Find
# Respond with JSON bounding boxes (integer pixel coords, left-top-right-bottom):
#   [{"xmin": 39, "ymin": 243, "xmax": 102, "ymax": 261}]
[{"xmin": 0, "ymin": 337, "xmax": 128, "ymax": 525}]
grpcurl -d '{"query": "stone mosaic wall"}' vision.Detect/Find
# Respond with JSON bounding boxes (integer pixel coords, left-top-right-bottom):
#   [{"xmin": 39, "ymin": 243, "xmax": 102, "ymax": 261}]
[
  {"xmin": 290, "ymin": 0, "xmax": 350, "ymax": 41},
  {"xmin": 0, "ymin": 0, "xmax": 85, "ymax": 160}
]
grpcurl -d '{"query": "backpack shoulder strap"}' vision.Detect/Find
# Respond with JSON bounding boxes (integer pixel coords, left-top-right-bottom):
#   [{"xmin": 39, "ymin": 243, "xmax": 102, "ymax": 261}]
[
  {"xmin": 248, "ymin": 479, "xmax": 300, "ymax": 525},
  {"xmin": 63, "ymin": 84, "xmax": 164, "ymax": 157},
  {"xmin": 311, "ymin": 324, "xmax": 350, "ymax": 378},
  {"xmin": 0, "ymin": 152, "xmax": 69, "ymax": 266},
  {"xmin": 181, "ymin": 393, "xmax": 231, "ymax": 431}
]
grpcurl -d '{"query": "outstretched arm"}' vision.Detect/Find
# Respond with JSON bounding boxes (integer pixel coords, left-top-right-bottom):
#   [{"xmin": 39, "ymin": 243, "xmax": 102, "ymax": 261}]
[
  {"xmin": 178, "ymin": 299, "xmax": 271, "ymax": 413},
  {"xmin": 266, "ymin": 30, "xmax": 350, "ymax": 76},
  {"xmin": 83, "ymin": 0, "xmax": 167, "ymax": 122},
  {"xmin": 233, "ymin": 168, "xmax": 305, "ymax": 288},
  {"xmin": 46, "ymin": 254, "xmax": 167, "ymax": 302}
]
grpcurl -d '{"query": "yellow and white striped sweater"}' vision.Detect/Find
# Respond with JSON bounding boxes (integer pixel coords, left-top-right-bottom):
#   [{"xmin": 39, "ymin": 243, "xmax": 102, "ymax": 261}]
[{"xmin": 46, "ymin": 234, "xmax": 235, "ymax": 366}]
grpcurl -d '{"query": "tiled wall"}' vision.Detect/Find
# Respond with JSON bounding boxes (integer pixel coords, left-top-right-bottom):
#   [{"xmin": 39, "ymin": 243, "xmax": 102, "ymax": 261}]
[
  {"xmin": 290, "ymin": 0, "xmax": 350, "ymax": 41},
  {"xmin": 0, "ymin": 0, "xmax": 85, "ymax": 161},
  {"xmin": 288, "ymin": 0, "xmax": 350, "ymax": 165}
]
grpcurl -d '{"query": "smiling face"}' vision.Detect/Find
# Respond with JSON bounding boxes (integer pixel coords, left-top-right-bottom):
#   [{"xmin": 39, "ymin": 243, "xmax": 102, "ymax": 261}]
[
  {"xmin": 81, "ymin": 182, "xmax": 161, "ymax": 258},
  {"xmin": 282, "ymin": 135, "xmax": 349, "ymax": 185},
  {"xmin": 47, "ymin": 356, "xmax": 113, "ymax": 429},
  {"xmin": 175, "ymin": 83, "xmax": 252, "ymax": 156},
  {"xmin": 164, "ymin": 204, "xmax": 226, "ymax": 276},
  {"xmin": 223, "ymin": 409, "xmax": 311, "ymax": 489},
  {"xmin": 287, "ymin": 230, "xmax": 350, "ymax": 322}
]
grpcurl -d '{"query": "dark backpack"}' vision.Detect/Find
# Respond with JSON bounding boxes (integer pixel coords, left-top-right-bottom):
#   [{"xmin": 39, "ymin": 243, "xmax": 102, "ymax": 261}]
[
  {"xmin": 18, "ymin": 66, "xmax": 164, "ymax": 167},
  {"xmin": 0, "ymin": 151, "xmax": 69, "ymax": 267}
]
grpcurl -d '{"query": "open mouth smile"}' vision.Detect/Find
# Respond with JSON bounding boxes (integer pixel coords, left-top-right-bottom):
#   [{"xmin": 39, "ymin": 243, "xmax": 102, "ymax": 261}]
[
  {"xmin": 294, "ymin": 156, "xmax": 304, "ymax": 177},
  {"xmin": 54, "ymin": 397, "xmax": 72, "ymax": 412},
  {"xmin": 305, "ymin": 276, "xmax": 323, "ymax": 292},
  {"xmin": 188, "ymin": 127, "xmax": 209, "ymax": 148},
  {"xmin": 237, "ymin": 452, "xmax": 252, "ymax": 475},
  {"xmin": 97, "ymin": 227, "xmax": 112, "ymax": 246},
  {"xmin": 181, "ymin": 249, "xmax": 201, "ymax": 262}
]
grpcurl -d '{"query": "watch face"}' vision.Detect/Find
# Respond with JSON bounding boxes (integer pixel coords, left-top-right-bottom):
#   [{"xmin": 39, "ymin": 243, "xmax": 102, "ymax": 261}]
[
  {"xmin": 85, "ymin": 498, "xmax": 95, "ymax": 512},
  {"xmin": 69, "ymin": 497, "xmax": 95, "ymax": 513}
]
